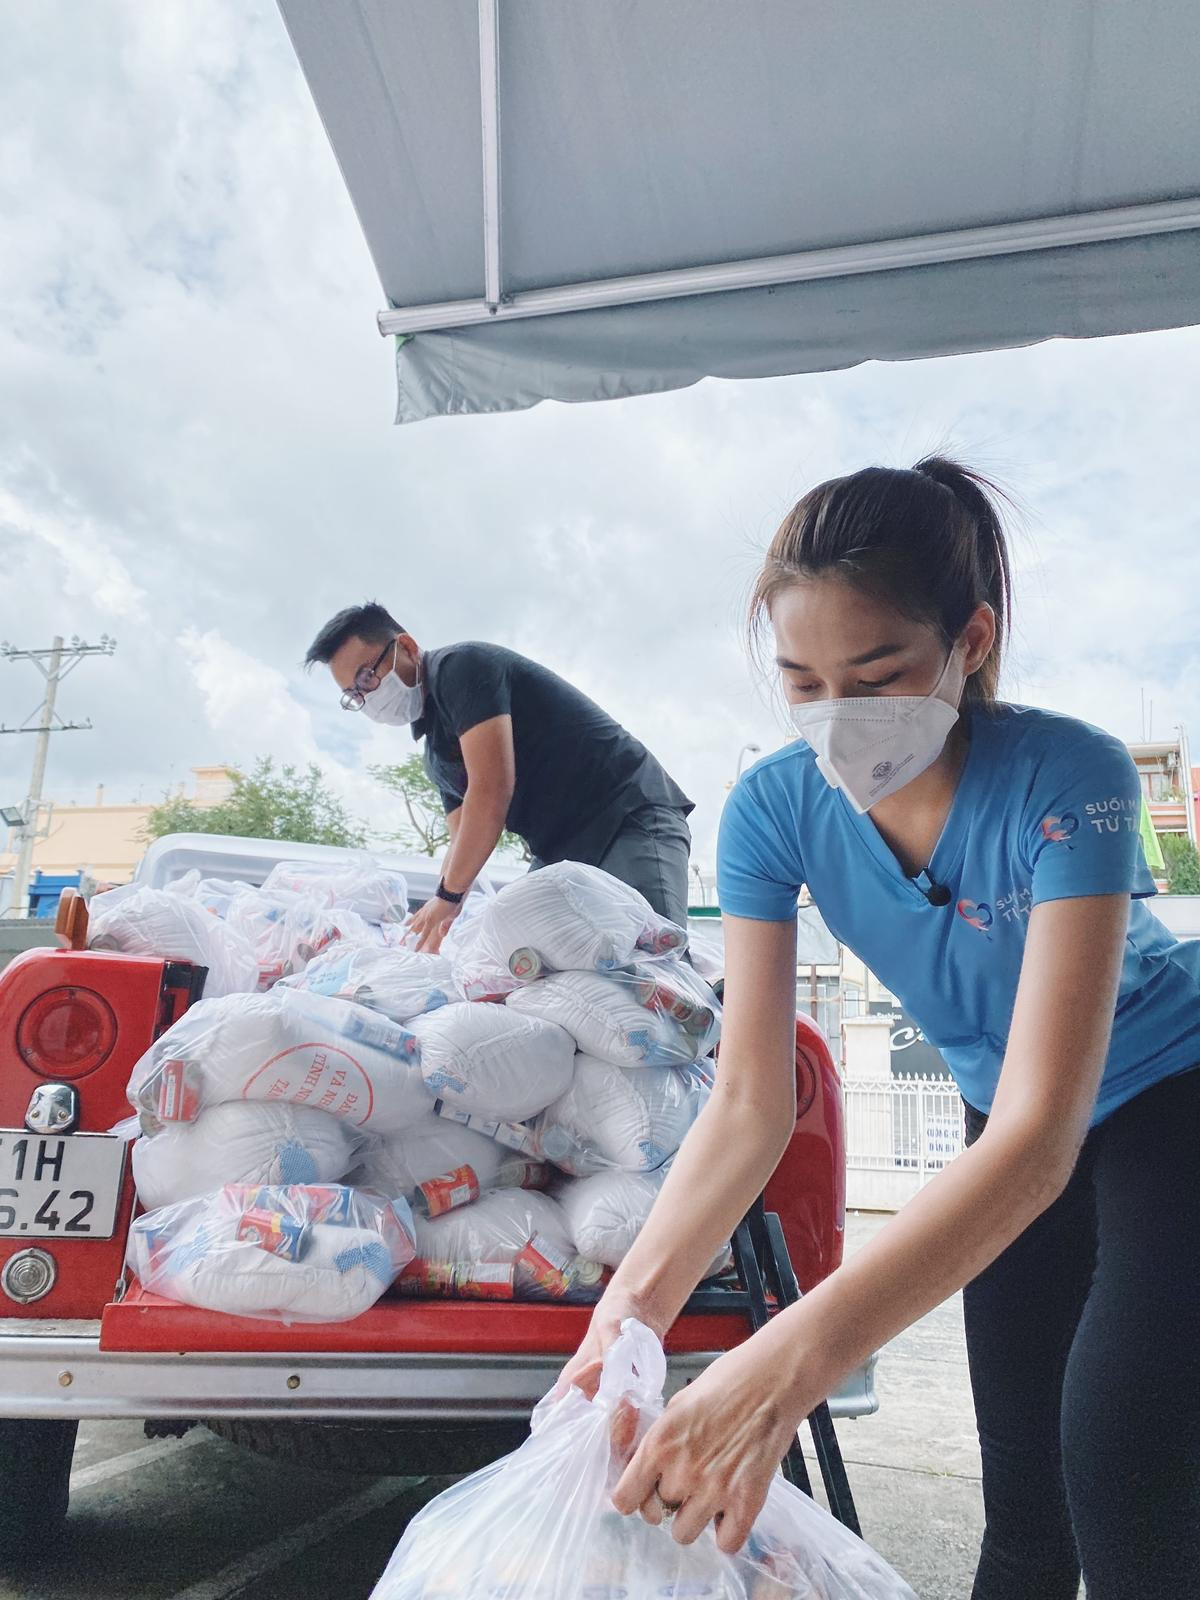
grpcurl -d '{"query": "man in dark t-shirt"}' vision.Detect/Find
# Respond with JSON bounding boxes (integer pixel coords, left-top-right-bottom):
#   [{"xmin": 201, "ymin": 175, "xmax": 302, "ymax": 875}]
[{"xmin": 305, "ymin": 602, "xmax": 693, "ymax": 952}]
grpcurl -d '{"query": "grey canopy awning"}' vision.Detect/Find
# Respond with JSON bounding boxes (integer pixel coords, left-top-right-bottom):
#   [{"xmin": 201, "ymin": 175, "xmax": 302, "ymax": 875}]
[{"xmin": 279, "ymin": 1, "xmax": 1200, "ymax": 424}]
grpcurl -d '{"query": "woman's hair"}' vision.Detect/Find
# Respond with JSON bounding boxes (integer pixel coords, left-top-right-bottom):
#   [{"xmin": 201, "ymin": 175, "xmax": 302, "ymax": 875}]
[{"xmin": 750, "ymin": 456, "xmax": 1013, "ymax": 705}]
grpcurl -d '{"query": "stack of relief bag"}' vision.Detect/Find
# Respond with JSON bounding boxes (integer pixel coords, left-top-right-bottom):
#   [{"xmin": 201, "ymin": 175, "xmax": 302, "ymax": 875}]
[{"xmin": 102, "ymin": 856, "xmax": 725, "ymax": 1321}]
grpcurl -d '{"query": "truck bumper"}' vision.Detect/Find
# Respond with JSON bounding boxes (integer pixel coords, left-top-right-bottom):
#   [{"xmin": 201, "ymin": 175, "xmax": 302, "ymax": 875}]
[{"xmin": 0, "ymin": 1320, "xmax": 877, "ymax": 1423}]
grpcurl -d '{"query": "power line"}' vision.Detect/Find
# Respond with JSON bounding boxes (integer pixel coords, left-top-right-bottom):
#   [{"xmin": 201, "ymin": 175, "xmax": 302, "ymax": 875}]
[{"xmin": 1, "ymin": 634, "xmax": 117, "ymax": 917}]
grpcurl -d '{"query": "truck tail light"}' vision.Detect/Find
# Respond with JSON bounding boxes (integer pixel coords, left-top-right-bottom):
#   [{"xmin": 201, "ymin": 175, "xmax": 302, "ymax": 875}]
[{"xmin": 16, "ymin": 987, "xmax": 118, "ymax": 1079}]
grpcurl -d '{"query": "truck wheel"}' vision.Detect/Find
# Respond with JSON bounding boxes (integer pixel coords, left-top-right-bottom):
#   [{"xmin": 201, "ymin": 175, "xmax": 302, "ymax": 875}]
[
  {"xmin": 203, "ymin": 1417, "xmax": 529, "ymax": 1476},
  {"xmin": 0, "ymin": 1419, "xmax": 78, "ymax": 1556}
]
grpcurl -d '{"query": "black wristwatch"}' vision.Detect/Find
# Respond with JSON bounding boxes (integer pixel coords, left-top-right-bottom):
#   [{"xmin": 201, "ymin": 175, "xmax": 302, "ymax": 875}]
[{"xmin": 435, "ymin": 877, "xmax": 466, "ymax": 905}]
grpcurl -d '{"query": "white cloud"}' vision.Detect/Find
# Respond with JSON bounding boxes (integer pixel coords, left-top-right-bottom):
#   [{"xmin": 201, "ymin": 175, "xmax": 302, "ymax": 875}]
[{"xmin": 0, "ymin": 484, "xmax": 147, "ymax": 619}]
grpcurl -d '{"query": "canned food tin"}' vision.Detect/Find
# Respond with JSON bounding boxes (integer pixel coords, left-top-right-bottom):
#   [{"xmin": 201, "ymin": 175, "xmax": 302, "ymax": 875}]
[
  {"xmin": 156, "ymin": 1059, "xmax": 202, "ymax": 1122},
  {"xmin": 237, "ymin": 1208, "xmax": 311, "ymax": 1262},
  {"xmin": 413, "ymin": 1165, "xmax": 482, "ymax": 1218},
  {"xmin": 516, "ymin": 1233, "xmax": 574, "ymax": 1298},
  {"xmin": 397, "ymin": 1260, "xmax": 516, "ymax": 1300},
  {"xmin": 508, "ymin": 947, "xmax": 545, "ymax": 981}
]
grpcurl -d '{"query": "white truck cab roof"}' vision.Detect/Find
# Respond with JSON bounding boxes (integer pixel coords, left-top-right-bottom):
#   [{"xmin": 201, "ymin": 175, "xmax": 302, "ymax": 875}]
[{"xmin": 133, "ymin": 832, "xmax": 525, "ymax": 908}]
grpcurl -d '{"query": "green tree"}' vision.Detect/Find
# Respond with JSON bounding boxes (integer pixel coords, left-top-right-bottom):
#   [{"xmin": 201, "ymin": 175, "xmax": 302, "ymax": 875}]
[
  {"xmin": 1162, "ymin": 831, "xmax": 1200, "ymax": 894},
  {"xmin": 143, "ymin": 758, "xmax": 366, "ymax": 849},
  {"xmin": 370, "ymin": 756, "xmax": 530, "ymax": 860}
]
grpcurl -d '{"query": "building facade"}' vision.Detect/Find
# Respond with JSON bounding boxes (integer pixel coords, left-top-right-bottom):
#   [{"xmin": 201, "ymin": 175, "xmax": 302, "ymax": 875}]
[{"xmin": 0, "ymin": 766, "xmax": 234, "ymax": 912}]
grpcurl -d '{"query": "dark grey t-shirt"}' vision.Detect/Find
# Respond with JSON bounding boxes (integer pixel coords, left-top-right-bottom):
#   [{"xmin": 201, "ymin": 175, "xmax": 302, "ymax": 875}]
[{"xmin": 414, "ymin": 642, "xmax": 693, "ymax": 865}]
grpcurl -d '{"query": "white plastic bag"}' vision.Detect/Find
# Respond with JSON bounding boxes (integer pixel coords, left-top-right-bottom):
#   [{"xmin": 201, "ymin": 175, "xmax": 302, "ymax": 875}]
[
  {"xmin": 132, "ymin": 1100, "xmax": 365, "ymax": 1210},
  {"xmin": 89, "ymin": 883, "xmax": 259, "ymax": 998},
  {"xmin": 280, "ymin": 944, "xmax": 457, "ymax": 1022},
  {"xmin": 127, "ymin": 1183, "xmax": 417, "ymax": 1324},
  {"xmin": 262, "ymin": 855, "xmax": 409, "ymax": 926},
  {"xmin": 163, "ymin": 871, "xmax": 255, "ymax": 920},
  {"xmin": 552, "ymin": 1166, "xmax": 731, "ymax": 1277},
  {"xmin": 413, "ymin": 1186, "xmax": 573, "ymax": 1265},
  {"xmin": 351, "ymin": 1114, "xmax": 509, "ymax": 1197},
  {"xmin": 448, "ymin": 861, "xmax": 688, "ymax": 1001},
  {"xmin": 534, "ymin": 1055, "xmax": 705, "ymax": 1176},
  {"xmin": 225, "ymin": 889, "xmax": 385, "ymax": 989},
  {"xmin": 407, "ymin": 1188, "xmax": 601, "ymax": 1303},
  {"xmin": 369, "ymin": 1319, "xmax": 915, "ymax": 1600},
  {"xmin": 354, "ymin": 1115, "xmax": 547, "ymax": 1213},
  {"xmin": 411, "ymin": 1001, "xmax": 575, "ymax": 1122},
  {"xmin": 127, "ymin": 988, "xmax": 432, "ymax": 1135},
  {"xmin": 507, "ymin": 962, "xmax": 720, "ymax": 1068}
]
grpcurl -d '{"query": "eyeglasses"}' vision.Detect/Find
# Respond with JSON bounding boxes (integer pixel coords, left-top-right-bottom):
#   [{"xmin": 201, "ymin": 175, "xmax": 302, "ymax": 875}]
[{"xmin": 341, "ymin": 638, "xmax": 397, "ymax": 712}]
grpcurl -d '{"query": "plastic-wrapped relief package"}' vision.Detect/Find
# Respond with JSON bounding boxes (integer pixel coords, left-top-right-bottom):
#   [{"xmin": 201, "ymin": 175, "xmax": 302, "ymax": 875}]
[
  {"xmin": 410, "ymin": 1001, "xmax": 575, "ymax": 1122},
  {"xmin": 448, "ymin": 861, "xmax": 688, "ymax": 1001},
  {"xmin": 132, "ymin": 1100, "xmax": 366, "ymax": 1210},
  {"xmin": 552, "ymin": 1166, "xmax": 732, "ymax": 1278},
  {"xmin": 262, "ymin": 855, "xmax": 409, "ymax": 926},
  {"xmin": 553, "ymin": 1166, "xmax": 665, "ymax": 1268},
  {"xmin": 368, "ymin": 1320, "xmax": 916, "ymax": 1600},
  {"xmin": 507, "ymin": 960, "xmax": 720, "ymax": 1068},
  {"xmin": 89, "ymin": 884, "xmax": 259, "ymax": 998},
  {"xmin": 412, "ymin": 1187, "xmax": 572, "ymax": 1265},
  {"xmin": 224, "ymin": 890, "xmax": 384, "ymax": 989},
  {"xmin": 407, "ymin": 1188, "xmax": 602, "ymax": 1304},
  {"xmin": 534, "ymin": 1055, "xmax": 705, "ymax": 1176},
  {"xmin": 163, "ymin": 871, "xmax": 255, "ymax": 920},
  {"xmin": 280, "ymin": 944, "xmax": 457, "ymax": 1022},
  {"xmin": 353, "ymin": 1114, "xmax": 547, "ymax": 1207},
  {"xmin": 127, "ymin": 988, "xmax": 432, "ymax": 1135},
  {"xmin": 127, "ymin": 1183, "xmax": 417, "ymax": 1324}
]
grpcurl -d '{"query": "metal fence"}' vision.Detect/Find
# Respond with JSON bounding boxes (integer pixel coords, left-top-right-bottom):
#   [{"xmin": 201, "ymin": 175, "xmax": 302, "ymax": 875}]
[{"xmin": 842, "ymin": 1074, "xmax": 966, "ymax": 1209}]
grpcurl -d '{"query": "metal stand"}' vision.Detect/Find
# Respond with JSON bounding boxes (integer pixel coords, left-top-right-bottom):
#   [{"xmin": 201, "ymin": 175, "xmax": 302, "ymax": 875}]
[{"xmin": 727, "ymin": 1204, "xmax": 861, "ymax": 1536}]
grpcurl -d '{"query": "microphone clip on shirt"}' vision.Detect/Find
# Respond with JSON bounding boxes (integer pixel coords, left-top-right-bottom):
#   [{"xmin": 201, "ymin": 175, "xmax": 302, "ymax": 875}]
[{"xmin": 913, "ymin": 868, "xmax": 952, "ymax": 907}]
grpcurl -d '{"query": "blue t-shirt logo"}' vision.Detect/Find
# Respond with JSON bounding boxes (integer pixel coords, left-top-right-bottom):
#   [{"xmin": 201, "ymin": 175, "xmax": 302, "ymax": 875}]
[
  {"xmin": 1041, "ymin": 812, "xmax": 1079, "ymax": 847},
  {"xmin": 956, "ymin": 898, "xmax": 994, "ymax": 936}
]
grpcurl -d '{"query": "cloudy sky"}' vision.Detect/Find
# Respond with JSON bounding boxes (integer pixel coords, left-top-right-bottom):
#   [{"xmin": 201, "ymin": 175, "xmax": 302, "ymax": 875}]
[{"xmin": 2, "ymin": 2, "xmax": 1199, "ymax": 878}]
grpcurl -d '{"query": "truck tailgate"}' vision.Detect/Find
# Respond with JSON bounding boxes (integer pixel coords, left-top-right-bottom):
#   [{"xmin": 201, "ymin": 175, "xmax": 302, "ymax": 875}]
[{"xmin": 99, "ymin": 1281, "xmax": 753, "ymax": 1356}]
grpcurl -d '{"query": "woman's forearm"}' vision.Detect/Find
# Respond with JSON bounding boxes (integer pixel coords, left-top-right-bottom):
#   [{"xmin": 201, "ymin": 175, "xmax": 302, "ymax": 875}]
[
  {"xmin": 609, "ymin": 1072, "xmax": 796, "ymax": 1335},
  {"xmin": 766, "ymin": 1115, "xmax": 1077, "ymax": 1408}
]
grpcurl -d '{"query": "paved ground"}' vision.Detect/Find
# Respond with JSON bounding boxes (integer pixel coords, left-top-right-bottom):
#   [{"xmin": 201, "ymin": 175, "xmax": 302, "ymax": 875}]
[{"xmin": 0, "ymin": 1213, "xmax": 987, "ymax": 1600}]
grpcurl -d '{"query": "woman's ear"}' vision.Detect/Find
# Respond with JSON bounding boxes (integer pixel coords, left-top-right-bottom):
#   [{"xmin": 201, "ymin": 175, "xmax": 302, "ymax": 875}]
[{"xmin": 961, "ymin": 602, "xmax": 997, "ymax": 678}]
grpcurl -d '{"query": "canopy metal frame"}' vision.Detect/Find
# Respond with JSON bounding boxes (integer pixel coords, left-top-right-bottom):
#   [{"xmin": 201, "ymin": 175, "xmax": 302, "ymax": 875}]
[{"xmin": 376, "ymin": 0, "xmax": 1200, "ymax": 341}]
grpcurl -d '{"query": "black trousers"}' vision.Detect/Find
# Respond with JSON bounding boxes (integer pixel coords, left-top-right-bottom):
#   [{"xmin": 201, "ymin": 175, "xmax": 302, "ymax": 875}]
[{"xmin": 963, "ymin": 1067, "xmax": 1200, "ymax": 1600}]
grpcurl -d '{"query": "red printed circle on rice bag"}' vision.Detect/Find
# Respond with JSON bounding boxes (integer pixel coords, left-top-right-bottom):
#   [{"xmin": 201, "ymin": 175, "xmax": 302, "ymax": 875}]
[{"xmin": 239, "ymin": 1043, "xmax": 377, "ymax": 1126}]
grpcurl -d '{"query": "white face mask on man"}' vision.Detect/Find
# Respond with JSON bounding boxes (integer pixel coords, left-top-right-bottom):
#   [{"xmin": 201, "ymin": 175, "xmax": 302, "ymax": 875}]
[
  {"xmin": 361, "ymin": 644, "xmax": 425, "ymax": 726},
  {"xmin": 788, "ymin": 649, "xmax": 964, "ymax": 813}
]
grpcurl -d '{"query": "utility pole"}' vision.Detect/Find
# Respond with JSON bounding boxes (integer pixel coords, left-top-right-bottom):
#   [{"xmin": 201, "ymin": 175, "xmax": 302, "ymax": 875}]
[{"xmin": 1, "ymin": 634, "xmax": 116, "ymax": 917}]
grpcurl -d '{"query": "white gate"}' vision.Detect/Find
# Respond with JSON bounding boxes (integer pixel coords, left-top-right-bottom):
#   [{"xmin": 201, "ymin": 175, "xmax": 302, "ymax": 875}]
[{"xmin": 843, "ymin": 1075, "xmax": 967, "ymax": 1211}]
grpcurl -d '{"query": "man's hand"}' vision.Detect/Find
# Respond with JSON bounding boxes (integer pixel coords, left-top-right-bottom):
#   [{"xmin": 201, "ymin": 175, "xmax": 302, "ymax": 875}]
[{"xmin": 407, "ymin": 894, "xmax": 463, "ymax": 954}]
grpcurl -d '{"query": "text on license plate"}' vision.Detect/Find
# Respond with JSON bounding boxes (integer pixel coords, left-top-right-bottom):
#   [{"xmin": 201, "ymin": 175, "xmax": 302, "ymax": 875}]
[{"xmin": 0, "ymin": 1131, "xmax": 127, "ymax": 1240}]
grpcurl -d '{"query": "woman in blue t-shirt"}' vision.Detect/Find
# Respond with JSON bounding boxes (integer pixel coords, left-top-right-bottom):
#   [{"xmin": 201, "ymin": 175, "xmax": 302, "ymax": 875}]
[{"xmin": 562, "ymin": 458, "xmax": 1200, "ymax": 1599}]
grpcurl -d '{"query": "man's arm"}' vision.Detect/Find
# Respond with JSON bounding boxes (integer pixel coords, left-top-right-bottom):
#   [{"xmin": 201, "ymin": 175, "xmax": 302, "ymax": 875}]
[
  {"xmin": 410, "ymin": 717, "xmax": 516, "ymax": 952},
  {"xmin": 442, "ymin": 716, "xmax": 515, "ymax": 891}
]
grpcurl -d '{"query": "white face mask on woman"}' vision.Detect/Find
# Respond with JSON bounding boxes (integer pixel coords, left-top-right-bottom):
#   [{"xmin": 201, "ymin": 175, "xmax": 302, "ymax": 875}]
[
  {"xmin": 361, "ymin": 646, "xmax": 424, "ymax": 726},
  {"xmin": 788, "ymin": 650, "xmax": 964, "ymax": 813}
]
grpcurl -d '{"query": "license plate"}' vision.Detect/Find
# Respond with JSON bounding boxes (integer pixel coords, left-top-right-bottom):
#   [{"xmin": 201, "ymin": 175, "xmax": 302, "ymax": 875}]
[{"xmin": 0, "ymin": 1131, "xmax": 127, "ymax": 1240}]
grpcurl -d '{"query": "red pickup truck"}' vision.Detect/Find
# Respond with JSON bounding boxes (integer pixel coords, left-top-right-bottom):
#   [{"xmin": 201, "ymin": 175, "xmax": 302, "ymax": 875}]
[{"xmin": 0, "ymin": 835, "xmax": 871, "ymax": 1554}]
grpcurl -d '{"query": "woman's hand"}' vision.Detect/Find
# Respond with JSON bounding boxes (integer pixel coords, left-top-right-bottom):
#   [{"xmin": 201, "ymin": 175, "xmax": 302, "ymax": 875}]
[
  {"xmin": 556, "ymin": 1283, "xmax": 665, "ymax": 1403},
  {"xmin": 611, "ymin": 1331, "xmax": 821, "ymax": 1554}
]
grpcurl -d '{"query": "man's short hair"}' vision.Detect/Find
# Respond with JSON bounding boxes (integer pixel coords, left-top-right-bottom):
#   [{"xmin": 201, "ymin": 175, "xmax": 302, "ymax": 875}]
[{"xmin": 304, "ymin": 602, "xmax": 406, "ymax": 669}]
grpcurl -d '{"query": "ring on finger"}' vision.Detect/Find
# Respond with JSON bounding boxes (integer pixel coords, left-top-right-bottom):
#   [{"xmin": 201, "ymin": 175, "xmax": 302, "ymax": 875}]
[{"xmin": 655, "ymin": 1486, "xmax": 685, "ymax": 1520}]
